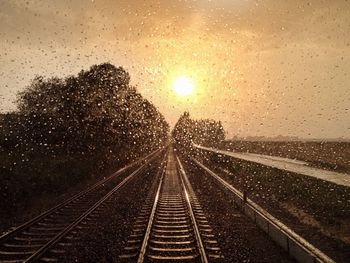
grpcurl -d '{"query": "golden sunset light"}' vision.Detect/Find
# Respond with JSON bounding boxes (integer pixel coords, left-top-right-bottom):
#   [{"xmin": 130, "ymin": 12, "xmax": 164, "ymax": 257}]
[
  {"xmin": 173, "ymin": 76, "xmax": 195, "ymax": 97},
  {"xmin": 1, "ymin": 1, "xmax": 349, "ymax": 139},
  {"xmin": 0, "ymin": 1, "xmax": 349, "ymax": 262}
]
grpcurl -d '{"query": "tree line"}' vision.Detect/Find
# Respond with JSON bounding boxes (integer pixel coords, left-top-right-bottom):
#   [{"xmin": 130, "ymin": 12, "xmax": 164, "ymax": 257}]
[
  {"xmin": 172, "ymin": 111, "xmax": 225, "ymax": 153},
  {"xmin": 0, "ymin": 63, "xmax": 169, "ymax": 212}
]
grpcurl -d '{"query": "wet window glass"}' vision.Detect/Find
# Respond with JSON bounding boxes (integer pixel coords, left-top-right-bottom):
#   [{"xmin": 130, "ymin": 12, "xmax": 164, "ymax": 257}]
[{"xmin": 0, "ymin": 1, "xmax": 349, "ymax": 262}]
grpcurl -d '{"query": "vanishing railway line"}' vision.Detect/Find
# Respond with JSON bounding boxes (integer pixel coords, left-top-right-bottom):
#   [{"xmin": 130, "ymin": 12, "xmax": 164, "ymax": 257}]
[
  {"xmin": 119, "ymin": 149, "xmax": 222, "ymax": 262},
  {"xmin": 0, "ymin": 149, "xmax": 164, "ymax": 263},
  {"xmin": 0, "ymin": 146, "xmax": 338, "ymax": 263}
]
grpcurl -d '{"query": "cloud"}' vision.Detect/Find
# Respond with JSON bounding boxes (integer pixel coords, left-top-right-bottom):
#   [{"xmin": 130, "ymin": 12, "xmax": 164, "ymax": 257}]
[{"xmin": 0, "ymin": 0, "xmax": 349, "ymax": 138}]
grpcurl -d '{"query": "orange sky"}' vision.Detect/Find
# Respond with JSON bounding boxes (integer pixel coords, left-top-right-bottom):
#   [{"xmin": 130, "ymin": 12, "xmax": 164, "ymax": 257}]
[{"xmin": 0, "ymin": 0, "xmax": 349, "ymax": 138}]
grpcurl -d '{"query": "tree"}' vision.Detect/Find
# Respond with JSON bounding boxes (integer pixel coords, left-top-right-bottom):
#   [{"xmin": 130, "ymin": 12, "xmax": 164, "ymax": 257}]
[
  {"xmin": 172, "ymin": 112, "xmax": 225, "ymax": 153},
  {"xmin": 0, "ymin": 63, "xmax": 169, "ymax": 212},
  {"xmin": 8, "ymin": 62, "xmax": 168, "ymax": 162}
]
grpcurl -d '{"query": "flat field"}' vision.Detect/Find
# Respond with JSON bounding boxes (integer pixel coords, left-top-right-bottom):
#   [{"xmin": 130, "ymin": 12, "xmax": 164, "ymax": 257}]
[
  {"xmin": 219, "ymin": 140, "xmax": 350, "ymax": 174},
  {"xmin": 195, "ymin": 141, "xmax": 350, "ymax": 262}
]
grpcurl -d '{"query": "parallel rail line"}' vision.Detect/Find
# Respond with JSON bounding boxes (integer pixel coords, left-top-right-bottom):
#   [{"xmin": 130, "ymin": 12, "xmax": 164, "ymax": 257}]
[
  {"xmin": 0, "ymin": 148, "xmax": 163, "ymax": 263},
  {"xmin": 120, "ymin": 150, "xmax": 222, "ymax": 262},
  {"xmin": 136, "ymin": 154, "xmax": 167, "ymax": 263}
]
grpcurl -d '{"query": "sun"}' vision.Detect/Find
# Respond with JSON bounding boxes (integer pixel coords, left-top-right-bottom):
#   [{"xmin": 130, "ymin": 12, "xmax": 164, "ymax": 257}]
[{"xmin": 173, "ymin": 76, "xmax": 195, "ymax": 97}]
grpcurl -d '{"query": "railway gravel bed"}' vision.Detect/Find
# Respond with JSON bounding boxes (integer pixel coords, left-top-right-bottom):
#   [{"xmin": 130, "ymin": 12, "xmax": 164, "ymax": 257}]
[
  {"xmin": 0, "ymin": 165, "xmax": 124, "ymax": 234},
  {"xmin": 181, "ymin": 157, "xmax": 294, "ymax": 263},
  {"xmin": 120, "ymin": 149, "xmax": 224, "ymax": 262},
  {"xmin": 55, "ymin": 159, "xmax": 163, "ymax": 262},
  {"xmin": 0, "ymin": 154, "xmax": 156, "ymax": 234},
  {"xmin": 193, "ymin": 150, "xmax": 350, "ymax": 262},
  {"xmin": 0, "ymin": 154, "xmax": 161, "ymax": 262},
  {"xmin": 0, "ymin": 149, "xmax": 164, "ymax": 262}
]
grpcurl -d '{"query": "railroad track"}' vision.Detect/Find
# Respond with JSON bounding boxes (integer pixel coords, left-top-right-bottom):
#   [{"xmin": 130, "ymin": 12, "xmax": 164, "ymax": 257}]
[
  {"xmin": 119, "ymin": 149, "xmax": 222, "ymax": 262},
  {"xmin": 0, "ymin": 149, "xmax": 163, "ymax": 263}
]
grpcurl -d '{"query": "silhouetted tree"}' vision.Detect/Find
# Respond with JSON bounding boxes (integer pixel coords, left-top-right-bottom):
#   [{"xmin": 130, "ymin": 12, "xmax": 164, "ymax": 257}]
[
  {"xmin": 2, "ymin": 62, "xmax": 168, "ymax": 165},
  {"xmin": 172, "ymin": 112, "xmax": 225, "ymax": 153},
  {"xmin": 0, "ymin": 63, "xmax": 169, "ymax": 213}
]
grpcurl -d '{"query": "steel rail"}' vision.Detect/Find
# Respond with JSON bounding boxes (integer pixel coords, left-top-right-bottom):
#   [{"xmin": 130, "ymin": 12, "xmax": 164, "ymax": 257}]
[
  {"xmin": 25, "ymin": 160, "xmax": 150, "ymax": 262},
  {"xmin": 176, "ymin": 155, "xmax": 209, "ymax": 263},
  {"xmin": 0, "ymin": 147, "xmax": 162, "ymax": 243},
  {"xmin": 136, "ymin": 150, "xmax": 209, "ymax": 263},
  {"xmin": 136, "ymin": 155, "xmax": 167, "ymax": 263}
]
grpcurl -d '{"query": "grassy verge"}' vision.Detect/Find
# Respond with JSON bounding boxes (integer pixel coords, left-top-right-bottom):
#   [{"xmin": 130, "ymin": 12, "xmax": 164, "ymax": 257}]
[{"xmin": 201, "ymin": 150, "xmax": 350, "ymax": 224}]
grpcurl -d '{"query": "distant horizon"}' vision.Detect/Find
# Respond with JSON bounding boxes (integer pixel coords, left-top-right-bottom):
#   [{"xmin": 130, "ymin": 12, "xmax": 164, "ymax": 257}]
[
  {"xmin": 1, "ymin": 109, "xmax": 349, "ymax": 141},
  {"xmin": 226, "ymin": 136, "xmax": 350, "ymax": 142}
]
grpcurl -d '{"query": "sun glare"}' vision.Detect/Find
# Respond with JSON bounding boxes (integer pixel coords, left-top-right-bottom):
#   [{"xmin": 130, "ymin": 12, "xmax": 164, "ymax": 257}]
[{"xmin": 173, "ymin": 76, "xmax": 195, "ymax": 97}]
